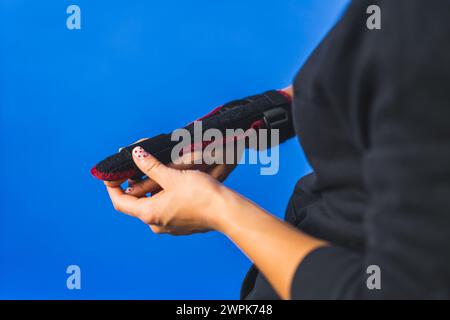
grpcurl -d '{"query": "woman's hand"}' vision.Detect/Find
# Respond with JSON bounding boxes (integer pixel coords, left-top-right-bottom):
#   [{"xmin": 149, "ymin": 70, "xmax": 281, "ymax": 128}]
[
  {"xmin": 103, "ymin": 86, "xmax": 324, "ymax": 299},
  {"xmin": 104, "ymin": 145, "xmax": 325, "ymax": 299},
  {"xmin": 105, "ymin": 86, "xmax": 294, "ymax": 192},
  {"xmin": 105, "ymin": 139, "xmax": 240, "ymax": 194},
  {"xmin": 105, "ymin": 146, "xmax": 228, "ymax": 235}
]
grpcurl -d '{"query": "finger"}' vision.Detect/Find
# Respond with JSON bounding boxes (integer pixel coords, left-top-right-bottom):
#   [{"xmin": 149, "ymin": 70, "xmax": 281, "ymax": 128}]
[
  {"xmin": 104, "ymin": 179, "xmax": 126, "ymax": 188},
  {"xmin": 125, "ymin": 178, "xmax": 161, "ymax": 197},
  {"xmin": 135, "ymin": 191, "xmax": 170, "ymax": 225},
  {"xmin": 148, "ymin": 225, "xmax": 191, "ymax": 236},
  {"xmin": 127, "ymin": 177, "xmax": 143, "ymax": 187},
  {"xmin": 127, "ymin": 178, "xmax": 136, "ymax": 186},
  {"xmin": 149, "ymin": 225, "xmax": 211, "ymax": 236},
  {"xmin": 105, "ymin": 185, "xmax": 147, "ymax": 218},
  {"xmin": 126, "ymin": 160, "xmax": 211, "ymax": 197},
  {"xmin": 174, "ymin": 150, "xmax": 204, "ymax": 166},
  {"xmin": 131, "ymin": 147, "xmax": 178, "ymax": 189},
  {"xmin": 148, "ymin": 225, "xmax": 170, "ymax": 234}
]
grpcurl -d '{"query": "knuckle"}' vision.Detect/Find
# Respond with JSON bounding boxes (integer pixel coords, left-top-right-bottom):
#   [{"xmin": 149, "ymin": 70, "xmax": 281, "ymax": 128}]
[
  {"xmin": 140, "ymin": 215, "xmax": 152, "ymax": 224},
  {"xmin": 144, "ymin": 160, "xmax": 160, "ymax": 174}
]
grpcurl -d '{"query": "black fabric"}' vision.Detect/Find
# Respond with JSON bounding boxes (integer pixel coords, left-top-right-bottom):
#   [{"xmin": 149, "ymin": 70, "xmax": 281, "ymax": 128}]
[
  {"xmin": 242, "ymin": 0, "xmax": 450, "ymax": 299},
  {"xmin": 93, "ymin": 90, "xmax": 293, "ymax": 181}
]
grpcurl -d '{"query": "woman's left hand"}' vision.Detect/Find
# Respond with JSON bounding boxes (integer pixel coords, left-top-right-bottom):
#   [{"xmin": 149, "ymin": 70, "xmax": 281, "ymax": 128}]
[{"xmin": 104, "ymin": 146, "xmax": 227, "ymax": 235}]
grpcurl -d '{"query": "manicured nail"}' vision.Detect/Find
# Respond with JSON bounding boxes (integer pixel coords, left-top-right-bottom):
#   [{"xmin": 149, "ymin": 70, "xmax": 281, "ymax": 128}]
[
  {"xmin": 133, "ymin": 146, "xmax": 149, "ymax": 160},
  {"xmin": 125, "ymin": 187, "xmax": 133, "ymax": 194}
]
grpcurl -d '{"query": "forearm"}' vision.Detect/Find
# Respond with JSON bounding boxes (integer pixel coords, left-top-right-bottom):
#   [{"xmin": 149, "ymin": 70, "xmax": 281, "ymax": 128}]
[{"xmin": 213, "ymin": 186, "xmax": 327, "ymax": 300}]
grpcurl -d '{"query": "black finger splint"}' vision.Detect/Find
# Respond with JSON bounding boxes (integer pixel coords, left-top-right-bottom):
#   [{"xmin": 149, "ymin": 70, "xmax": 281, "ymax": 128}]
[{"xmin": 91, "ymin": 90, "xmax": 293, "ymax": 181}]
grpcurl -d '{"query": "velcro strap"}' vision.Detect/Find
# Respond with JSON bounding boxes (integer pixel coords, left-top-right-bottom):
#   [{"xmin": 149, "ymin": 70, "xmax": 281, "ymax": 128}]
[{"xmin": 263, "ymin": 107, "xmax": 290, "ymax": 130}]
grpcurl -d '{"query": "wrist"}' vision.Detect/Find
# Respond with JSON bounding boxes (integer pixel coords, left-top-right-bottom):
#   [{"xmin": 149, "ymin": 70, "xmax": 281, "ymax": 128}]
[
  {"xmin": 280, "ymin": 85, "xmax": 293, "ymax": 99},
  {"xmin": 209, "ymin": 184, "xmax": 266, "ymax": 237},
  {"xmin": 207, "ymin": 185, "xmax": 241, "ymax": 234}
]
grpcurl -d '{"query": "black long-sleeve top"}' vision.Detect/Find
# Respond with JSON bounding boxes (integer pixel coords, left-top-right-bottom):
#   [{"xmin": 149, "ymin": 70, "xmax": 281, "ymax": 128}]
[{"xmin": 241, "ymin": 0, "xmax": 450, "ymax": 299}]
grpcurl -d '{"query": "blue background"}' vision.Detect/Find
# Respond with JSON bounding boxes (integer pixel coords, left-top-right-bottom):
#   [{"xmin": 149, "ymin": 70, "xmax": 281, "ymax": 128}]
[{"xmin": 0, "ymin": 0, "xmax": 348, "ymax": 299}]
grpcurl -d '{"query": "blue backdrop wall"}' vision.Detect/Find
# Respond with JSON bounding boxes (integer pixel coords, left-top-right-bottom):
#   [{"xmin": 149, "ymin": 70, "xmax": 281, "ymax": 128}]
[{"xmin": 0, "ymin": 0, "xmax": 348, "ymax": 299}]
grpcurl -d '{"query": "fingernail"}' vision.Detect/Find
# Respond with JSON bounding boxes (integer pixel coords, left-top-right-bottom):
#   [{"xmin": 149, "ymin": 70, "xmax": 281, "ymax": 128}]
[
  {"xmin": 133, "ymin": 146, "xmax": 149, "ymax": 160},
  {"xmin": 125, "ymin": 187, "xmax": 133, "ymax": 194}
]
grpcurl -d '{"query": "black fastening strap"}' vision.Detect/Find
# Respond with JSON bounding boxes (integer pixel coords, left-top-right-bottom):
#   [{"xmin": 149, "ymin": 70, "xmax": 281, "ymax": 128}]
[{"xmin": 263, "ymin": 107, "xmax": 290, "ymax": 130}]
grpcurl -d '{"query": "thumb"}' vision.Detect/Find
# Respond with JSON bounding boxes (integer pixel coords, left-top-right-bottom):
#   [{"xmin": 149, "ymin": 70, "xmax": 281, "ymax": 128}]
[{"xmin": 132, "ymin": 146, "xmax": 176, "ymax": 189}]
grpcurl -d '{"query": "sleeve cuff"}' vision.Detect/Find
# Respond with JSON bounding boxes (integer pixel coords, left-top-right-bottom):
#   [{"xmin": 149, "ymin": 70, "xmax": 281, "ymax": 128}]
[{"xmin": 291, "ymin": 246, "xmax": 362, "ymax": 300}]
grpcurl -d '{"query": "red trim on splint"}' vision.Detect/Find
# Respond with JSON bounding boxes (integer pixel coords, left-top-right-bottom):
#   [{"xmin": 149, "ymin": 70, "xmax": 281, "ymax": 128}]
[
  {"xmin": 90, "ymin": 165, "xmax": 137, "ymax": 181},
  {"xmin": 191, "ymin": 105, "xmax": 223, "ymax": 124},
  {"xmin": 186, "ymin": 105, "xmax": 223, "ymax": 126},
  {"xmin": 250, "ymin": 119, "xmax": 265, "ymax": 130},
  {"xmin": 197, "ymin": 105, "xmax": 223, "ymax": 121}
]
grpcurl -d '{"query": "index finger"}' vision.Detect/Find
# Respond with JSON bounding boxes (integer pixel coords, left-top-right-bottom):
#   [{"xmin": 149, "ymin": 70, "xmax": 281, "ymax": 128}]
[
  {"xmin": 104, "ymin": 179, "xmax": 126, "ymax": 188},
  {"xmin": 105, "ymin": 185, "xmax": 147, "ymax": 218}
]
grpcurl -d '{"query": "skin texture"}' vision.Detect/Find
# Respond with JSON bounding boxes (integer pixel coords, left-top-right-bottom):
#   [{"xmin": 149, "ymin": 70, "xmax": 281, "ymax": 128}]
[{"xmin": 103, "ymin": 86, "xmax": 327, "ymax": 299}]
